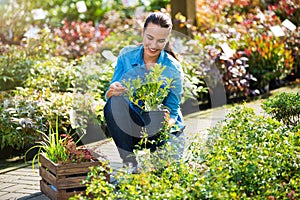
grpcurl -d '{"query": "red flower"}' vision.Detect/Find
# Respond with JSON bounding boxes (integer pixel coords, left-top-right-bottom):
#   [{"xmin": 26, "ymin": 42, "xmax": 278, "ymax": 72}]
[{"xmin": 244, "ymin": 48, "xmax": 251, "ymax": 56}]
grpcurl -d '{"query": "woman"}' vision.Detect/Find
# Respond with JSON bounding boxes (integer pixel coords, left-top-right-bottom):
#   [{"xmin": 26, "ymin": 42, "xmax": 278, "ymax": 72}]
[{"xmin": 104, "ymin": 12, "xmax": 185, "ymax": 170}]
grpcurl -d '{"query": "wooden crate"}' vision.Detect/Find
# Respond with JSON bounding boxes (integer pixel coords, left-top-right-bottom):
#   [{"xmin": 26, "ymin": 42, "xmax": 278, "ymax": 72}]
[{"xmin": 39, "ymin": 153, "xmax": 108, "ymax": 200}]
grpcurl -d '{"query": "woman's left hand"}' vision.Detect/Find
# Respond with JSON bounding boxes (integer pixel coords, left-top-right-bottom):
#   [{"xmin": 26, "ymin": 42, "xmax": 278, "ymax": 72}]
[
  {"xmin": 167, "ymin": 118, "xmax": 176, "ymax": 127},
  {"xmin": 164, "ymin": 110, "xmax": 175, "ymax": 127}
]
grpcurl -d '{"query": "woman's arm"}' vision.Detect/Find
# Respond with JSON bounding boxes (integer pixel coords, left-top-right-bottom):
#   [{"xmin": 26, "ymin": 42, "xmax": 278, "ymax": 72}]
[{"xmin": 106, "ymin": 82, "xmax": 127, "ymax": 99}]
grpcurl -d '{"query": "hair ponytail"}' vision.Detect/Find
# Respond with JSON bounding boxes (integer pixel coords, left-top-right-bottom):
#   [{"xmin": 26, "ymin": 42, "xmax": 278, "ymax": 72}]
[{"xmin": 164, "ymin": 41, "xmax": 179, "ymax": 61}]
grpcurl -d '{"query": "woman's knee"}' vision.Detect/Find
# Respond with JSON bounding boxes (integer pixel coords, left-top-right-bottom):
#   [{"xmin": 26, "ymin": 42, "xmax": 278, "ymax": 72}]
[{"xmin": 104, "ymin": 96, "xmax": 127, "ymax": 116}]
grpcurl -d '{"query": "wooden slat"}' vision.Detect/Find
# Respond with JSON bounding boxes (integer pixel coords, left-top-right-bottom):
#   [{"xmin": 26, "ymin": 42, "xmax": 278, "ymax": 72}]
[
  {"xmin": 57, "ymin": 189, "xmax": 77, "ymax": 200},
  {"xmin": 56, "ymin": 161, "xmax": 101, "ymax": 176},
  {"xmin": 56, "ymin": 176, "xmax": 86, "ymax": 189},
  {"xmin": 40, "ymin": 153, "xmax": 104, "ymax": 176},
  {"xmin": 39, "ymin": 167, "xmax": 57, "ymax": 187},
  {"xmin": 40, "ymin": 179, "xmax": 84, "ymax": 200},
  {"xmin": 40, "ymin": 179, "xmax": 57, "ymax": 200},
  {"xmin": 39, "ymin": 154, "xmax": 57, "ymax": 175}
]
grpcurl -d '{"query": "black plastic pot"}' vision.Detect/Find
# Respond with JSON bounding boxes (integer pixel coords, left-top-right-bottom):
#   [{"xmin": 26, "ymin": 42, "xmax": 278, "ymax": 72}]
[{"xmin": 142, "ymin": 110, "xmax": 165, "ymax": 137}]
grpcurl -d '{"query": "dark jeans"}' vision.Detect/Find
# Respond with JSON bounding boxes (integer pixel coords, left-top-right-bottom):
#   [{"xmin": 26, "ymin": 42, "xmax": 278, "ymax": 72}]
[{"xmin": 104, "ymin": 96, "xmax": 165, "ymax": 166}]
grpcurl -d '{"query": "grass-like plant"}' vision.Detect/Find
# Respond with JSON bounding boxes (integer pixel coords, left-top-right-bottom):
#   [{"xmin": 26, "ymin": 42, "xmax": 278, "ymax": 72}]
[{"xmin": 25, "ymin": 117, "xmax": 98, "ymax": 169}]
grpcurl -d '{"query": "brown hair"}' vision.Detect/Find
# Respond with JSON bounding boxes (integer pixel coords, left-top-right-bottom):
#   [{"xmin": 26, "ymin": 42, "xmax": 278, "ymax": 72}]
[{"xmin": 144, "ymin": 12, "xmax": 178, "ymax": 61}]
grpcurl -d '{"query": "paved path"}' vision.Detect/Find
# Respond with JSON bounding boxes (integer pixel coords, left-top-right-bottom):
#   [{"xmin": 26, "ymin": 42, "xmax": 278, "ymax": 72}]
[
  {"xmin": 0, "ymin": 164, "xmax": 47, "ymax": 199},
  {"xmin": 1, "ymin": 84, "xmax": 298, "ymax": 199}
]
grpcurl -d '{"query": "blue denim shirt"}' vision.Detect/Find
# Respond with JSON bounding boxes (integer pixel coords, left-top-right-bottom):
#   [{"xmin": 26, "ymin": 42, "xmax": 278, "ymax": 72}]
[{"xmin": 109, "ymin": 45, "xmax": 185, "ymax": 132}]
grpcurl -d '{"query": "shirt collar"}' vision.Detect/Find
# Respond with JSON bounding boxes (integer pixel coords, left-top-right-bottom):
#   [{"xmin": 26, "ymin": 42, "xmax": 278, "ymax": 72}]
[
  {"xmin": 157, "ymin": 49, "xmax": 166, "ymax": 65},
  {"xmin": 132, "ymin": 45, "xmax": 166, "ymax": 67},
  {"xmin": 132, "ymin": 45, "xmax": 144, "ymax": 66}
]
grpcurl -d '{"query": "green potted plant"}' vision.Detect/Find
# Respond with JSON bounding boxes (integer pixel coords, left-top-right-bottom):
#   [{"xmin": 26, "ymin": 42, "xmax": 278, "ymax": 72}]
[
  {"xmin": 25, "ymin": 118, "xmax": 109, "ymax": 200},
  {"xmin": 122, "ymin": 63, "xmax": 174, "ymax": 137}
]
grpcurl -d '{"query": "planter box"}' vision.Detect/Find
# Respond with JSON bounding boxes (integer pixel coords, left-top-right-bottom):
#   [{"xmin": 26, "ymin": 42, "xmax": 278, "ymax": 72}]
[{"xmin": 39, "ymin": 153, "xmax": 108, "ymax": 200}]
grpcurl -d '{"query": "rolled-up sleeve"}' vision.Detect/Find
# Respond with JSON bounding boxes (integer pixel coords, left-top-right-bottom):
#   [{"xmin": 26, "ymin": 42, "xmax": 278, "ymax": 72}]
[{"xmin": 163, "ymin": 67, "xmax": 184, "ymax": 119}]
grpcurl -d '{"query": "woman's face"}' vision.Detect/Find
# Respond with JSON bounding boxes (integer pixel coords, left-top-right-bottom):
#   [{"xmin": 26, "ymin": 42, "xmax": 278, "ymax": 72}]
[{"xmin": 142, "ymin": 22, "xmax": 170, "ymax": 59}]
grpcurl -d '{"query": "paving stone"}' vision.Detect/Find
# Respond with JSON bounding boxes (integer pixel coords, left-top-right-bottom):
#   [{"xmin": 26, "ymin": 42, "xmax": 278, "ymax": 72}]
[
  {"xmin": 0, "ymin": 191, "xmax": 9, "ymax": 196},
  {"xmin": 10, "ymin": 179, "xmax": 39, "ymax": 186},
  {"xmin": 0, "ymin": 192, "xmax": 26, "ymax": 199},
  {"xmin": 1, "ymin": 184, "xmax": 27, "ymax": 192},
  {"xmin": 0, "ymin": 183, "xmax": 15, "ymax": 190},
  {"xmin": 19, "ymin": 176, "xmax": 41, "ymax": 182},
  {"xmin": 5, "ymin": 169, "xmax": 38, "ymax": 176},
  {"xmin": 15, "ymin": 188, "xmax": 41, "ymax": 194},
  {"xmin": 0, "ymin": 175, "xmax": 19, "ymax": 183},
  {"xmin": 24, "ymin": 185, "xmax": 40, "ymax": 191},
  {"xmin": 19, "ymin": 193, "xmax": 50, "ymax": 200}
]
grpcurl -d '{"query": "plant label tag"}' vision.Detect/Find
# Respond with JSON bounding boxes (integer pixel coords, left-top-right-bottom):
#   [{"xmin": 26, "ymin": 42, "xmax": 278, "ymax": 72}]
[
  {"xmin": 76, "ymin": 1, "xmax": 87, "ymax": 13},
  {"xmin": 220, "ymin": 43, "xmax": 235, "ymax": 58},
  {"xmin": 270, "ymin": 25, "xmax": 285, "ymax": 37},
  {"xmin": 31, "ymin": 9, "xmax": 46, "ymax": 20},
  {"xmin": 134, "ymin": 6, "xmax": 145, "ymax": 19},
  {"xmin": 102, "ymin": 50, "xmax": 117, "ymax": 62},
  {"xmin": 282, "ymin": 19, "xmax": 296, "ymax": 32},
  {"xmin": 24, "ymin": 27, "xmax": 40, "ymax": 38},
  {"xmin": 122, "ymin": 0, "xmax": 139, "ymax": 7}
]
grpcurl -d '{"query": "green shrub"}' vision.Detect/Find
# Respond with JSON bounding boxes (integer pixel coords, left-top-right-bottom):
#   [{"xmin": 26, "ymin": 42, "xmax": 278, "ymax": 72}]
[
  {"xmin": 0, "ymin": 88, "xmax": 74, "ymax": 150},
  {"xmin": 262, "ymin": 92, "xmax": 300, "ymax": 130},
  {"xmin": 0, "ymin": 28, "xmax": 53, "ymax": 91},
  {"xmin": 12, "ymin": 87, "xmax": 86, "ymax": 133},
  {"xmin": 25, "ymin": 52, "xmax": 114, "ymax": 99},
  {"xmin": 0, "ymin": 48, "xmax": 113, "ymax": 150},
  {"xmin": 0, "ymin": 85, "xmax": 108, "ymax": 150},
  {"xmin": 74, "ymin": 53, "xmax": 114, "ymax": 100},
  {"xmin": 0, "ymin": 46, "xmax": 35, "ymax": 91},
  {"xmin": 122, "ymin": 63, "xmax": 174, "ymax": 111},
  {"xmin": 0, "ymin": 0, "xmax": 39, "ymax": 45},
  {"xmin": 71, "ymin": 106, "xmax": 300, "ymax": 199},
  {"xmin": 79, "ymin": 162, "xmax": 202, "ymax": 200},
  {"xmin": 146, "ymin": 0, "xmax": 170, "ymax": 11},
  {"xmin": 25, "ymin": 56, "xmax": 77, "ymax": 92},
  {"xmin": 0, "ymin": 90, "xmax": 41, "ymax": 150},
  {"xmin": 72, "ymin": 143, "xmax": 204, "ymax": 200},
  {"xmin": 202, "ymin": 106, "xmax": 300, "ymax": 199},
  {"xmin": 30, "ymin": 0, "xmax": 114, "ymax": 26}
]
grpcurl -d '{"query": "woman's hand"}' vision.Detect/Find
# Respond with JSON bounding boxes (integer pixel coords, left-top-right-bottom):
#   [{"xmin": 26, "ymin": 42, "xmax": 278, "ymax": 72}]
[
  {"xmin": 167, "ymin": 118, "xmax": 176, "ymax": 127},
  {"xmin": 164, "ymin": 110, "xmax": 175, "ymax": 127},
  {"xmin": 106, "ymin": 82, "xmax": 127, "ymax": 99}
]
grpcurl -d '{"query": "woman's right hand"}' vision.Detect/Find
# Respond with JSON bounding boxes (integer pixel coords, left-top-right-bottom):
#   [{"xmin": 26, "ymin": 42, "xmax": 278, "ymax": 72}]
[{"xmin": 106, "ymin": 81, "xmax": 127, "ymax": 99}]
